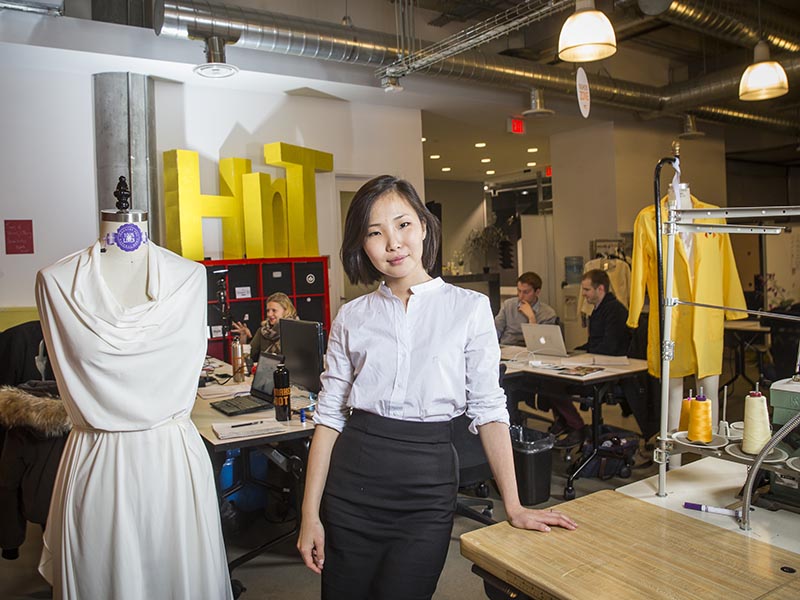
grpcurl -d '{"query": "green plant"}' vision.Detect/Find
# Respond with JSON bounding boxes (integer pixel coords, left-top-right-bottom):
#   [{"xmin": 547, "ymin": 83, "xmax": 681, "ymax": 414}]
[
  {"xmin": 764, "ymin": 273, "xmax": 794, "ymax": 311},
  {"xmin": 463, "ymin": 225, "xmax": 508, "ymax": 268}
]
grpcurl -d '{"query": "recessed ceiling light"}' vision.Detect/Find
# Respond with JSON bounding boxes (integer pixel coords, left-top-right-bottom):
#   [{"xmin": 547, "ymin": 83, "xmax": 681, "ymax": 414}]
[
  {"xmin": 527, "ymin": 162, "xmax": 537, "ymax": 167},
  {"xmin": 522, "ymin": 191, "xmax": 529, "ymax": 195},
  {"xmin": 421, "ymin": 137, "xmax": 427, "ymax": 142},
  {"xmin": 486, "ymin": 170, "xmax": 495, "ymax": 175},
  {"xmin": 430, "ymin": 154, "xmax": 441, "ymax": 159},
  {"xmin": 483, "ymin": 185, "xmax": 489, "ymax": 191},
  {"xmin": 475, "ymin": 142, "xmax": 487, "ymax": 148},
  {"xmin": 527, "ymin": 147, "xmax": 538, "ymax": 153},
  {"xmin": 481, "ymin": 158, "xmax": 491, "ymax": 163},
  {"xmin": 441, "ymin": 167, "xmax": 451, "ymax": 172}
]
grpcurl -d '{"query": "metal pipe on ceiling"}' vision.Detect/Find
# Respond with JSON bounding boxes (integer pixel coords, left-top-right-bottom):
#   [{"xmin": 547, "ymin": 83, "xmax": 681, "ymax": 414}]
[
  {"xmin": 153, "ymin": 0, "xmax": 800, "ymax": 133},
  {"xmin": 627, "ymin": 0, "xmax": 800, "ymax": 53}
]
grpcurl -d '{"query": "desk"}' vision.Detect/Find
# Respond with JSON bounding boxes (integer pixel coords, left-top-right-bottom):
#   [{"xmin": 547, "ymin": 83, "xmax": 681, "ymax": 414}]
[
  {"xmin": 191, "ymin": 379, "xmax": 315, "ymax": 580},
  {"xmin": 617, "ymin": 457, "xmax": 800, "ymax": 554},
  {"xmin": 722, "ymin": 320, "xmax": 771, "ymax": 391},
  {"xmin": 192, "ymin": 388, "xmax": 315, "ymax": 452},
  {"xmin": 461, "ymin": 489, "xmax": 800, "ymax": 599},
  {"xmin": 501, "ymin": 348, "xmax": 648, "ymax": 499}
]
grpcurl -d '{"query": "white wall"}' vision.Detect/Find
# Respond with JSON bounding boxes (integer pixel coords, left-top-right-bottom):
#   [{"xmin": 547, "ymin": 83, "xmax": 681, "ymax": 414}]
[
  {"xmin": 550, "ymin": 121, "xmax": 618, "ymax": 312},
  {"xmin": 0, "ymin": 65, "xmax": 98, "ymax": 307},
  {"xmin": 424, "ymin": 179, "xmax": 485, "ymax": 270},
  {"xmin": 613, "ymin": 121, "xmax": 728, "ymax": 233},
  {"xmin": 0, "ymin": 66, "xmax": 424, "ymax": 317}
]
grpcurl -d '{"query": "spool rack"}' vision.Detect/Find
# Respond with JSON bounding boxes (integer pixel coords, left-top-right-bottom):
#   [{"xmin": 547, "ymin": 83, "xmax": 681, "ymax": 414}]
[{"xmin": 651, "ymin": 151, "xmax": 800, "ymax": 530}]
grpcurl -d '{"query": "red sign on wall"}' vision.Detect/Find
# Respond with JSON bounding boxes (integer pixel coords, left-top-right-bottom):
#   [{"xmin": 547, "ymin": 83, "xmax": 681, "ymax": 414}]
[{"xmin": 5, "ymin": 220, "xmax": 34, "ymax": 254}]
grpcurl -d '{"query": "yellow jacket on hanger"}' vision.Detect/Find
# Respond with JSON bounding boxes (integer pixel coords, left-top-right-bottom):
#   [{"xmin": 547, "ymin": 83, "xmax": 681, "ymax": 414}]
[{"xmin": 628, "ymin": 195, "xmax": 747, "ymax": 379}]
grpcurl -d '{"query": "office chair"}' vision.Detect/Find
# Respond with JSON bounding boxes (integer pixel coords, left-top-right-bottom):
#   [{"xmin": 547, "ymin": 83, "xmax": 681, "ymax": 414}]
[
  {"xmin": 452, "ymin": 364, "xmax": 506, "ymax": 526},
  {"xmin": 761, "ymin": 305, "xmax": 800, "ymax": 382},
  {"xmin": 452, "ymin": 413, "xmax": 495, "ymax": 525}
]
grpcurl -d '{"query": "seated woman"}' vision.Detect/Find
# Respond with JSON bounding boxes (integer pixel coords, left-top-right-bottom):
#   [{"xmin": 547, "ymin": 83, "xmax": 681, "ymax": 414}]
[{"xmin": 232, "ymin": 292, "xmax": 299, "ymax": 362}]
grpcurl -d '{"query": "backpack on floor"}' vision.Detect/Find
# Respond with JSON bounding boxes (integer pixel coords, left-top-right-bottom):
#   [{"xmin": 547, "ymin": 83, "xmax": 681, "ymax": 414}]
[{"xmin": 575, "ymin": 425, "xmax": 639, "ymax": 480}]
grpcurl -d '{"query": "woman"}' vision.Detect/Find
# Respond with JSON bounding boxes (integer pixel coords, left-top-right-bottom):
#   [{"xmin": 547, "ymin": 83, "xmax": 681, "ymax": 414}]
[
  {"xmin": 232, "ymin": 292, "xmax": 298, "ymax": 362},
  {"xmin": 297, "ymin": 175, "xmax": 576, "ymax": 600}
]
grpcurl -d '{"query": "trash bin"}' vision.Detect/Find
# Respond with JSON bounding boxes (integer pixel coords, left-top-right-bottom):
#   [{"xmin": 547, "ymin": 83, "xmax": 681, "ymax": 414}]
[{"xmin": 510, "ymin": 426, "xmax": 554, "ymax": 506}]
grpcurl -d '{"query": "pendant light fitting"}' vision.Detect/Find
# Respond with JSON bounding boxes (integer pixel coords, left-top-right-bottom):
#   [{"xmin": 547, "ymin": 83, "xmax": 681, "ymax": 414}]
[
  {"xmin": 738, "ymin": 40, "xmax": 789, "ymax": 101},
  {"xmin": 738, "ymin": 1, "xmax": 788, "ymax": 101},
  {"xmin": 557, "ymin": 0, "xmax": 617, "ymax": 63}
]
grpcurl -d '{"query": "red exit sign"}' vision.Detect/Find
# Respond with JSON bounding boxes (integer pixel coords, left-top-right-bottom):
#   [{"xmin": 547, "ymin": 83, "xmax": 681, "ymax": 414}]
[{"xmin": 506, "ymin": 117, "xmax": 525, "ymax": 135}]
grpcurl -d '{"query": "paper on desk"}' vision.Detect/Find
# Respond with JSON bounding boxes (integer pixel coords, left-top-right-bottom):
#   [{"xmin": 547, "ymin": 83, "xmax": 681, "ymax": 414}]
[
  {"xmin": 592, "ymin": 355, "xmax": 630, "ymax": 366},
  {"xmin": 561, "ymin": 354, "xmax": 629, "ymax": 366},
  {"xmin": 212, "ymin": 419, "xmax": 289, "ymax": 440},
  {"xmin": 197, "ymin": 382, "xmax": 251, "ymax": 400}
]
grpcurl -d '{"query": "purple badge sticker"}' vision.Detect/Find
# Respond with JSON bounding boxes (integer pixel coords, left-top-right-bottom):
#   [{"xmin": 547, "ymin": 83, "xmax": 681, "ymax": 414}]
[{"xmin": 115, "ymin": 223, "xmax": 143, "ymax": 252}]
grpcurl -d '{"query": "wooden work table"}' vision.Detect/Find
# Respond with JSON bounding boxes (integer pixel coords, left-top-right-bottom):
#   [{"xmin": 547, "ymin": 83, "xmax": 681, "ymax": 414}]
[{"xmin": 461, "ymin": 489, "xmax": 800, "ymax": 599}]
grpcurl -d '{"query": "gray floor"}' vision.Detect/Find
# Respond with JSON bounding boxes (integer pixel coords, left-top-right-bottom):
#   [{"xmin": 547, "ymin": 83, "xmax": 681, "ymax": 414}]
[{"xmin": 0, "ymin": 351, "xmax": 756, "ymax": 600}]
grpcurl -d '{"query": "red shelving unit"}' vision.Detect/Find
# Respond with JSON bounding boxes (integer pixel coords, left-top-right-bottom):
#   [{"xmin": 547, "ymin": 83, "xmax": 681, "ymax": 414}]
[{"xmin": 202, "ymin": 256, "xmax": 330, "ymax": 361}]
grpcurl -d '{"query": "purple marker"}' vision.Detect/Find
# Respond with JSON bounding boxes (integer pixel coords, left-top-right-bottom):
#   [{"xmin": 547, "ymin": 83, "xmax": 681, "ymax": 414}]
[{"xmin": 683, "ymin": 502, "xmax": 741, "ymax": 518}]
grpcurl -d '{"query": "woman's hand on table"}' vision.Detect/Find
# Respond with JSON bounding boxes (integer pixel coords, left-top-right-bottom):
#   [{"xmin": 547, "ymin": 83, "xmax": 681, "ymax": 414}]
[{"xmin": 507, "ymin": 505, "xmax": 578, "ymax": 533}]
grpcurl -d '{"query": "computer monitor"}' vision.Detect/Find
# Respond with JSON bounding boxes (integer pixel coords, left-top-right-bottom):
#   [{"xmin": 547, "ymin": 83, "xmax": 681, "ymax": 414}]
[{"xmin": 279, "ymin": 318, "xmax": 324, "ymax": 395}]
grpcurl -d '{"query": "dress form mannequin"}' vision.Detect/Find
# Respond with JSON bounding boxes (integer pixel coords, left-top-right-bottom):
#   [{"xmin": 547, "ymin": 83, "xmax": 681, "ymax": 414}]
[
  {"xmin": 35, "ymin": 175, "xmax": 232, "ymax": 598},
  {"xmin": 99, "ymin": 177, "xmax": 149, "ymax": 307},
  {"xmin": 667, "ymin": 182, "xmax": 719, "ymax": 466}
]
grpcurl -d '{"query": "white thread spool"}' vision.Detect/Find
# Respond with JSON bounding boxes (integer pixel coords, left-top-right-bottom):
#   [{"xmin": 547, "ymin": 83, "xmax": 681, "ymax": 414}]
[{"xmin": 742, "ymin": 391, "xmax": 771, "ymax": 455}]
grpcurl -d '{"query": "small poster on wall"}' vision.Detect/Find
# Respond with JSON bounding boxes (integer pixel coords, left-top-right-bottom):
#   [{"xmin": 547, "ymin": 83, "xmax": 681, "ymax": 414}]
[{"xmin": 5, "ymin": 219, "xmax": 34, "ymax": 254}]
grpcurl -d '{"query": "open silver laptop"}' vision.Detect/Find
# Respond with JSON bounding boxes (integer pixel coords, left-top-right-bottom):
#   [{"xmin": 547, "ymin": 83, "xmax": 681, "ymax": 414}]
[{"xmin": 521, "ymin": 323, "xmax": 569, "ymax": 357}]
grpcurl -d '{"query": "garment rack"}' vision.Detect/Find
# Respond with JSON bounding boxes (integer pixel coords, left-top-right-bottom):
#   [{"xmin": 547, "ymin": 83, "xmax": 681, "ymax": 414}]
[{"xmin": 652, "ymin": 149, "xmax": 800, "ymax": 531}]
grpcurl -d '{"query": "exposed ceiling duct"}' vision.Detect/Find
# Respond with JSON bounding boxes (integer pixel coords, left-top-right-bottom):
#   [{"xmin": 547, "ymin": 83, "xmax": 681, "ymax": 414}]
[
  {"xmin": 628, "ymin": 0, "xmax": 800, "ymax": 53},
  {"xmin": 153, "ymin": 0, "xmax": 800, "ymax": 134},
  {"xmin": 0, "ymin": 0, "xmax": 63, "ymax": 15}
]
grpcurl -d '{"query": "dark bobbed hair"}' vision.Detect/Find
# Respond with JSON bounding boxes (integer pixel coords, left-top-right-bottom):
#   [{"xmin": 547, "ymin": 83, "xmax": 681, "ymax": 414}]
[
  {"xmin": 341, "ymin": 175, "xmax": 441, "ymax": 286},
  {"xmin": 583, "ymin": 268, "xmax": 611, "ymax": 292}
]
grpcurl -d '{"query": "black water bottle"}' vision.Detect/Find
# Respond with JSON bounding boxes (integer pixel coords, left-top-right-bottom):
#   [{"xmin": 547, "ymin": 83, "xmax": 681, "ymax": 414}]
[{"xmin": 273, "ymin": 363, "xmax": 291, "ymax": 421}]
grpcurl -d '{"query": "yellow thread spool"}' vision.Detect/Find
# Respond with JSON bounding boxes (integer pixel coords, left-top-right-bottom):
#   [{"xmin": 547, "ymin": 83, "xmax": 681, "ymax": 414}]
[
  {"xmin": 742, "ymin": 391, "xmax": 771, "ymax": 455},
  {"xmin": 687, "ymin": 397, "xmax": 712, "ymax": 443},
  {"xmin": 678, "ymin": 396, "xmax": 693, "ymax": 431}
]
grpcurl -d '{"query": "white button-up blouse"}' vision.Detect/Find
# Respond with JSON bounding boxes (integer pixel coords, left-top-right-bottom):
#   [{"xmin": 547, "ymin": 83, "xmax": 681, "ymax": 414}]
[{"xmin": 314, "ymin": 277, "xmax": 509, "ymax": 434}]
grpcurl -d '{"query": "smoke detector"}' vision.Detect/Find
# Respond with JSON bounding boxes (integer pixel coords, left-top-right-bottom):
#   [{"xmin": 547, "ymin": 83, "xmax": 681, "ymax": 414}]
[{"xmin": 522, "ymin": 88, "xmax": 555, "ymax": 118}]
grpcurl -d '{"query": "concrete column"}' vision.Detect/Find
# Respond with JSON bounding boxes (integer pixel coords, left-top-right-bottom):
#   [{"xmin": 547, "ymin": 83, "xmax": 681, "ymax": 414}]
[{"xmin": 93, "ymin": 72, "xmax": 159, "ymax": 242}]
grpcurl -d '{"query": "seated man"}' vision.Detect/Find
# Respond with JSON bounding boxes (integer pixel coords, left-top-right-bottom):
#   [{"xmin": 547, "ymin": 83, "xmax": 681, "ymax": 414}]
[
  {"xmin": 495, "ymin": 272, "xmax": 557, "ymax": 424},
  {"xmin": 495, "ymin": 271, "xmax": 558, "ymax": 345},
  {"xmin": 550, "ymin": 269, "xmax": 631, "ymax": 447}
]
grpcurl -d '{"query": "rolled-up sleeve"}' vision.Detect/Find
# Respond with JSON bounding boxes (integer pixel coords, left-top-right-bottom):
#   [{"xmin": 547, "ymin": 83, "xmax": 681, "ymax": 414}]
[
  {"xmin": 465, "ymin": 296, "xmax": 510, "ymax": 434},
  {"xmin": 313, "ymin": 311, "xmax": 354, "ymax": 432}
]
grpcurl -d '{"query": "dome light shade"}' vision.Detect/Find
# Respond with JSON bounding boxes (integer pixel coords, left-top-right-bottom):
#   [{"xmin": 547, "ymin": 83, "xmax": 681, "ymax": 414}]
[
  {"xmin": 558, "ymin": 0, "xmax": 617, "ymax": 63},
  {"xmin": 739, "ymin": 41, "xmax": 789, "ymax": 101}
]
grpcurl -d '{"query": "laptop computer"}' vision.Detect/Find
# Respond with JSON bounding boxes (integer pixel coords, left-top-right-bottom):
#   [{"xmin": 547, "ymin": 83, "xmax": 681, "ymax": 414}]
[
  {"xmin": 210, "ymin": 352, "xmax": 284, "ymax": 416},
  {"xmin": 520, "ymin": 323, "xmax": 570, "ymax": 357}
]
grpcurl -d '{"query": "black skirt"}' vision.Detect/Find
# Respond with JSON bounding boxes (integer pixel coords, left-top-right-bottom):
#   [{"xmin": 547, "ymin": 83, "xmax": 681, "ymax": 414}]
[{"xmin": 321, "ymin": 410, "xmax": 458, "ymax": 600}]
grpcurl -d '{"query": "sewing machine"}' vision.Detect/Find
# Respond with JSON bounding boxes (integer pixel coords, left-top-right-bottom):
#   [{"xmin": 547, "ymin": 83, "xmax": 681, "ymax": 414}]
[{"xmin": 767, "ymin": 379, "xmax": 800, "ymax": 510}]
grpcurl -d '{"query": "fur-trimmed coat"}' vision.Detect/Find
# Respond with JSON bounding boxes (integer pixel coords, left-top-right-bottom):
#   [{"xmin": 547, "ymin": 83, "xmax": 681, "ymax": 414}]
[{"xmin": 0, "ymin": 385, "xmax": 70, "ymax": 557}]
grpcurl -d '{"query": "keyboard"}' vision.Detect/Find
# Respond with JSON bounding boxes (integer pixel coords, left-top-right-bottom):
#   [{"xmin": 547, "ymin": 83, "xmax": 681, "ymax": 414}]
[{"xmin": 210, "ymin": 395, "xmax": 274, "ymax": 417}]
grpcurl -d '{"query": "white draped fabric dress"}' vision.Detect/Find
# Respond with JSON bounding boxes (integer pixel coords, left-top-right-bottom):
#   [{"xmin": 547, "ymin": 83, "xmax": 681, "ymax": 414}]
[{"xmin": 35, "ymin": 241, "xmax": 232, "ymax": 600}]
